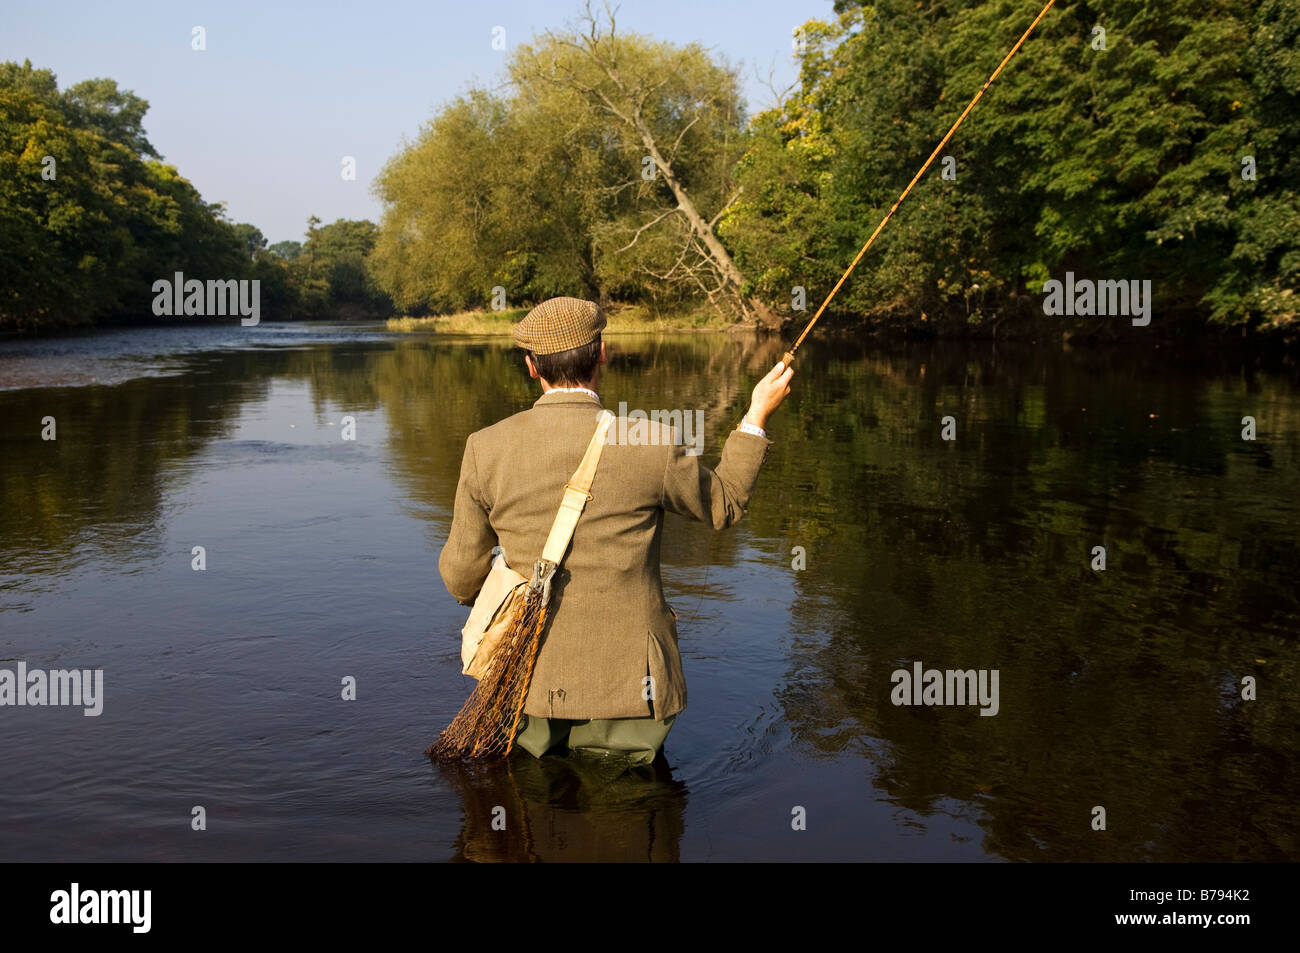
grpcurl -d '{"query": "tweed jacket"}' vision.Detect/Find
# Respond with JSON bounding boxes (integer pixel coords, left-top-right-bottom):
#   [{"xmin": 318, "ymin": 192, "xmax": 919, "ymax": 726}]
[{"xmin": 439, "ymin": 389, "xmax": 772, "ymax": 721}]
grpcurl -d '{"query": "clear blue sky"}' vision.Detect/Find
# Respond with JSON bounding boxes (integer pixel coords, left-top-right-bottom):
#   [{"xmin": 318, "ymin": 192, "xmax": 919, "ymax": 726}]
[{"xmin": 2, "ymin": 0, "xmax": 834, "ymax": 244}]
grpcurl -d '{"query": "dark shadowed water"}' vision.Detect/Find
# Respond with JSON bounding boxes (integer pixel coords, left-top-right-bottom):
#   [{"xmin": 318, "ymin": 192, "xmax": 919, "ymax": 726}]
[{"xmin": 1, "ymin": 322, "xmax": 1296, "ymax": 861}]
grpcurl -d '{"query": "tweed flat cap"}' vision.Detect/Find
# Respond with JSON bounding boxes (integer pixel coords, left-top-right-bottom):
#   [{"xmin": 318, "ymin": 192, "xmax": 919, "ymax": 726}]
[{"xmin": 513, "ymin": 297, "xmax": 606, "ymax": 354}]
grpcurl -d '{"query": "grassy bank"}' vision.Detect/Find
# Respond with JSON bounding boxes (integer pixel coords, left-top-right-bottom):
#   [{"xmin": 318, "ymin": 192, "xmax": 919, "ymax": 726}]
[{"xmin": 385, "ymin": 303, "xmax": 741, "ymax": 335}]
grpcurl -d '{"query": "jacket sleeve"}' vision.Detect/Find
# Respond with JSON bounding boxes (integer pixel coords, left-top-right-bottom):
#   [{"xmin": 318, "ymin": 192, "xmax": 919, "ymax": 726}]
[
  {"xmin": 661, "ymin": 428, "xmax": 772, "ymax": 529},
  {"xmin": 438, "ymin": 433, "xmax": 496, "ymax": 605}
]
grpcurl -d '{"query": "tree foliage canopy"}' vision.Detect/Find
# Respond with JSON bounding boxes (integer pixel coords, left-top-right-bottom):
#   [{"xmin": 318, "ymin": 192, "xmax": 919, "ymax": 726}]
[
  {"xmin": 723, "ymin": 0, "xmax": 1300, "ymax": 333},
  {"xmin": 370, "ymin": 14, "xmax": 750, "ymax": 316},
  {"xmin": 5, "ymin": 0, "xmax": 1297, "ymax": 338},
  {"xmin": 0, "ymin": 61, "xmax": 391, "ymax": 332}
]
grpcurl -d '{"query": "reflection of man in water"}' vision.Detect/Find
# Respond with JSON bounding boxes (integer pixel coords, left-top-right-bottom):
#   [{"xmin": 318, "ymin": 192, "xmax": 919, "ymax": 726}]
[
  {"xmin": 441, "ymin": 755, "xmax": 689, "ymax": 862},
  {"xmin": 439, "ymin": 297, "xmax": 792, "ymax": 764}
]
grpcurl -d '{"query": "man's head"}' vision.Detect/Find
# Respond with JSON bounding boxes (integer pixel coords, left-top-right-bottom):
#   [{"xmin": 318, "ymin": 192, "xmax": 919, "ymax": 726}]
[
  {"xmin": 525, "ymin": 337, "xmax": 604, "ymax": 388},
  {"xmin": 513, "ymin": 297, "xmax": 608, "ymax": 389}
]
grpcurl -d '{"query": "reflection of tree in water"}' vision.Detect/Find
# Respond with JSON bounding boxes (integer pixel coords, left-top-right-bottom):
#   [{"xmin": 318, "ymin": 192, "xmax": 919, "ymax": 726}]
[
  {"xmin": 764, "ymin": 340, "xmax": 1300, "ymax": 861},
  {"xmin": 0, "ymin": 342, "xmax": 398, "ymax": 589},
  {"xmin": 0, "ymin": 357, "xmax": 274, "ymax": 587},
  {"xmin": 436, "ymin": 753, "xmax": 688, "ymax": 863}
]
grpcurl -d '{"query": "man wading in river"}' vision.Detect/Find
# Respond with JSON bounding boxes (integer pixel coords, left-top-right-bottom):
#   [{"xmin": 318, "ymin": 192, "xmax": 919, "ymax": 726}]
[{"xmin": 439, "ymin": 297, "xmax": 793, "ymax": 764}]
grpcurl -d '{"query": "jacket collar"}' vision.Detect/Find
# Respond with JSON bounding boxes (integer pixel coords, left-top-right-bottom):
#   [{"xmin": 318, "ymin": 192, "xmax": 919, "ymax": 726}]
[{"xmin": 533, "ymin": 389, "xmax": 602, "ymax": 408}]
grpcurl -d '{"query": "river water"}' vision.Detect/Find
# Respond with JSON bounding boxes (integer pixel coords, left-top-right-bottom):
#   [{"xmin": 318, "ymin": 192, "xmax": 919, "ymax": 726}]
[{"xmin": 1, "ymin": 322, "xmax": 1296, "ymax": 861}]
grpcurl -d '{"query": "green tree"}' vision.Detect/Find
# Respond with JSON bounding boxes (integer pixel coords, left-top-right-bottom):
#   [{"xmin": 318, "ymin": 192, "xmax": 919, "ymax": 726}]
[
  {"xmin": 231, "ymin": 223, "xmax": 268, "ymax": 260},
  {"xmin": 724, "ymin": 0, "xmax": 1299, "ymax": 335},
  {"xmin": 371, "ymin": 4, "xmax": 763, "ymax": 321},
  {"xmin": 292, "ymin": 217, "xmax": 389, "ymax": 318},
  {"xmin": 268, "ymin": 240, "xmax": 302, "ymax": 261},
  {"xmin": 0, "ymin": 60, "xmax": 258, "ymax": 332},
  {"xmin": 61, "ymin": 77, "xmax": 159, "ymax": 158}
]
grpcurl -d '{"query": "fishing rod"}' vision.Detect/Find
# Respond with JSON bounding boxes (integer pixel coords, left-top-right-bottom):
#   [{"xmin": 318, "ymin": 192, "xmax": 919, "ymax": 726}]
[{"xmin": 780, "ymin": 0, "xmax": 1059, "ymax": 368}]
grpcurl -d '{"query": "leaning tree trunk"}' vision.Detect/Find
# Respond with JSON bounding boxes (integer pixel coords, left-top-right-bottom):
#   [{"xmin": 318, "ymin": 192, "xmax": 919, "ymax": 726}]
[{"xmin": 631, "ymin": 113, "xmax": 781, "ymax": 331}]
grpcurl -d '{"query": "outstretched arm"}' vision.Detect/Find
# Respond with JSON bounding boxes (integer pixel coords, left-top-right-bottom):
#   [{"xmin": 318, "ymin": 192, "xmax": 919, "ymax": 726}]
[{"xmin": 661, "ymin": 360, "xmax": 793, "ymax": 529}]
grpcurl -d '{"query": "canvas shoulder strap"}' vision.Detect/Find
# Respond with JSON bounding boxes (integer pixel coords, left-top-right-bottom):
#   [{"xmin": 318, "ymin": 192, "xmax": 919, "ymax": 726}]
[{"xmin": 541, "ymin": 409, "xmax": 615, "ymax": 565}]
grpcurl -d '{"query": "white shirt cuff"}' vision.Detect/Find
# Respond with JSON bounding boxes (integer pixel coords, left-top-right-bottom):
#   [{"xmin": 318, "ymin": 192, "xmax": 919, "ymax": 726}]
[{"xmin": 738, "ymin": 418, "xmax": 767, "ymax": 439}]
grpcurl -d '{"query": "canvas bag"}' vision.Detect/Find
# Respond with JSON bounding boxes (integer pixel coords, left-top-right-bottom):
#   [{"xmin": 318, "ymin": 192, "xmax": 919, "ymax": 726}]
[{"xmin": 460, "ymin": 409, "xmax": 615, "ymax": 679}]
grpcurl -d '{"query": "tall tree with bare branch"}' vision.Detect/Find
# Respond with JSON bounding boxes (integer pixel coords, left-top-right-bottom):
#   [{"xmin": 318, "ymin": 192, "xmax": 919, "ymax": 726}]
[{"xmin": 512, "ymin": 1, "xmax": 780, "ymax": 327}]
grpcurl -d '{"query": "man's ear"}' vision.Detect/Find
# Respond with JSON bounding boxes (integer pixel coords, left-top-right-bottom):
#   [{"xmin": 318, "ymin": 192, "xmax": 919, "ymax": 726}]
[
  {"xmin": 597, "ymin": 340, "xmax": 607, "ymax": 366},
  {"xmin": 524, "ymin": 353, "xmax": 540, "ymax": 380}
]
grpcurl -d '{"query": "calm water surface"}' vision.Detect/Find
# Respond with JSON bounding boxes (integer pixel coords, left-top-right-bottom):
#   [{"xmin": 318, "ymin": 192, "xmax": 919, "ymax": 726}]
[{"xmin": 1, "ymin": 323, "xmax": 1296, "ymax": 861}]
